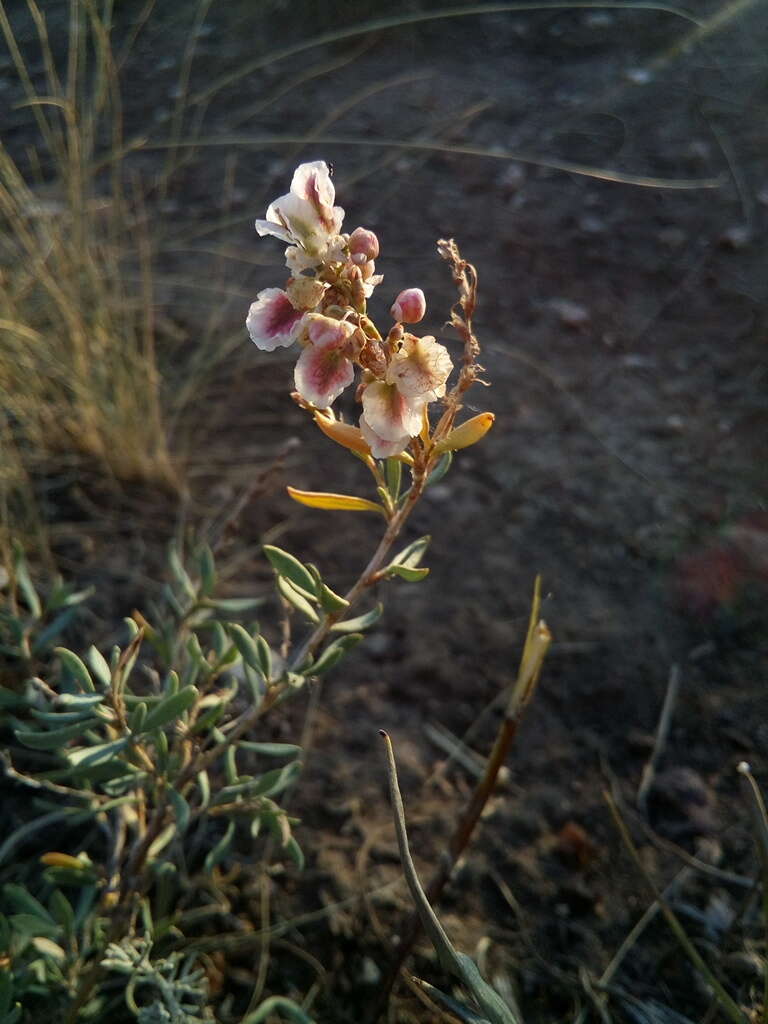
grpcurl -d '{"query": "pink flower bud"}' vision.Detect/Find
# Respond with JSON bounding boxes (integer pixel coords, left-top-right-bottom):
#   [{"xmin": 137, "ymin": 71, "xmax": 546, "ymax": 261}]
[
  {"xmin": 349, "ymin": 227, "xmax": 379, "ymax": 260},
  {"xmin": 390, "ymin": 287, "xmax": 426, "ymax": 324}
]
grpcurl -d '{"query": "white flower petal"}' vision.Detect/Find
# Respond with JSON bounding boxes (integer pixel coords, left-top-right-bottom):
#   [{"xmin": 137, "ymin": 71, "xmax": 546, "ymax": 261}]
[
  {"xmin": 246, "ymin": 288, "xmax": 305, "ymax": 351},
  {"xmin": 254, "ymin": 218, "xmax": 294, "ymax": 244},
  {"xmin": 387, "ymin": 334, "xmax": 453, "ymax": 400},
  {"xmin": 359, "ymin": 416, "xmax": 410, "ymax": 458},
  {"xmin": 361, "ymin": 380, "xmax": 424, "ymax": 442},
  {"xmin": 291, "ymin": 161, "xmax": 335, "ymax": 211}
]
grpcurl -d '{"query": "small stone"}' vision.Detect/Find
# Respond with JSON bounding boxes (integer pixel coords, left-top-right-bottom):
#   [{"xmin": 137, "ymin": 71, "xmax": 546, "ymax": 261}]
[
  {"xmin": 718, "ymin": 225, "xmax": 751, "ymax": 249},
  {"xmin": 549, "ymin": 298, "xmax": 590, "ymax": 329},
  {"xmin": 626, "ymin": 67, "xmax": 652, "ymax": 85},
  {"xmin": 360, "ymin": 957, "xmax": 381, "ymax": 985}
]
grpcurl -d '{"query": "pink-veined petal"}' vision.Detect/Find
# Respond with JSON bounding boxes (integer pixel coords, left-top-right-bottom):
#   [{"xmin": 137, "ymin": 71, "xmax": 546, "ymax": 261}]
[
  {"xmin": 386, "ymin": 334, "xmax": 453, "ymax": 400},
  {"xmin": 290, "ymin": 161, "xmax": 345, "ymax": 234},
  {"xmin": 291, "ymin": 161, "xmax": 335, "ymax": 211},
  {"xmin": 359, "ymin": 415, "xmax": 410, "ymax": 458},
  {"xmin": 246, "ymin": 289, "xmax": 305, "ymax": 351},
  {"xmin": 264, "ymin": 192, "xmax": 329, "ymax": 255},
  {"xmin": 294, "ymin": 315, "xmax": 357, "ymax": 407},
  {"xmin": 361, "ymin": 380, "xmax": 425, "ymax": 442}
]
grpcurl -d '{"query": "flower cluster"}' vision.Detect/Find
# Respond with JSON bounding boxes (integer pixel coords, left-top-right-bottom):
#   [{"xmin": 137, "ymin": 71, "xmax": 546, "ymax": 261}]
[{"xmin": 246, "ymin": 161, "xmax": 453, "ymax": 457}]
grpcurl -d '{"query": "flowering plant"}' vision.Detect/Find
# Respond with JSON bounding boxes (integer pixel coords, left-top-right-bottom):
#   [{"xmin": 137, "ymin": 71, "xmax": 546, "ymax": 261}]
[{"xmin": 247, "ymin": 159, "xmax": 493, "ymax": 466}]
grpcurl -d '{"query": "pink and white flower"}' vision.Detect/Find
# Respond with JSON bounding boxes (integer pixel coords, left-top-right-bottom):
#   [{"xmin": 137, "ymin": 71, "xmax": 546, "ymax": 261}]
[
  {"xmin": 294, "ymin": 314, "xmax": 357, "ymax": 408},
  {"xmin": 386, "ymin": 334, "xmax": 453, "ymax": 401},
  {"xmin": 246, "ymin": 288, "xmax": 306, "ymax": 351},
  {"xmin": 255, "ymin": 161, "xmax": 344, "ymax": 264},
  {"xmin": 361, "ymin": 380, "xmax": 425, "ymax": 442}
]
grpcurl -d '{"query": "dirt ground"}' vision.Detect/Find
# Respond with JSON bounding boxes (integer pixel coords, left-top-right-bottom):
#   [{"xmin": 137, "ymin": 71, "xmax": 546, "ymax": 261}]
[{"xmin": 4, "ymin": 0, "xmax": 768, "ymax": 1020}]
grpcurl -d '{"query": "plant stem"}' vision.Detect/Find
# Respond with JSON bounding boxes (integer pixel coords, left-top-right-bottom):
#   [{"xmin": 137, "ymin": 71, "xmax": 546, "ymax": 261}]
[{"xmin": 368, "ymin": 715, "xmax": 521, "ymax": 1022}]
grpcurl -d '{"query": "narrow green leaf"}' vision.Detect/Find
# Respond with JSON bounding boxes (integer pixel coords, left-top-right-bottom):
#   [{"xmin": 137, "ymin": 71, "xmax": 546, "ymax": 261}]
[
  {"xmin": 256, "ymin": 635, "xmax": 272, "ymax": 679},
  {"xmin": 317, "ymin": 581, "xmax": 349, "ymax": 613},
  {"xmin": 230, "ymin": 624, "xmax": 264, "ymax": 673},
  {"xmin": 204, "ymin": 596, "xmax": 264, "ymax": 614},
  {"xmin": 238, "ymin": 741, "xmax": 302, "ymax": 758},
  {"xmin": 198, "ymin": 545, "xmax": 216, "ymax": 596},
  {"xmin": 0, "ymin": 969, "xmax": 12, "ymax": 1016},
  {"xmin": 277, "ymin": 576, "xmax": 319, "ymax": 623},
  {"xmin": 387, "ymin": 564, "xmax": 430, "ymax": 582},
  {"xmin": 197, "ymin": 770, "xmax": 211, "ymax": 811},
  {"xmin": 54, "ymin": 648, "xmax": 94, "ymax": 693},
  {"xmin": 128, "ymin": 702, "xmax": 147, "ymax": 733},
  {"xmin": 48, "ymin": 890, "xmax": 74, "ymax": 940},
  {"xmin": 426, "ymin": 450, "xmax": 453, "ymax": 487},
  {"xmin": 31, "ymin": 608, "xmax": 77, "ymax": 654},
  {"xmin": 168, "ymin": 543, "xmax": 196, "ymax": 599},
  {"xmin": 330, "ymin": 604, "xmax": 383, "ymax": 634},
  {"xmin": 15, "ymin": 721, "xmax": 95, "ymax": 750},
  {"xmin": 391, "ymin": 535, "xmax": 431, "ymax": 568},
  {"xmin": 66, "ymin": 738, "xmax": 130, "ymax": 768},
  {"xmin": 29, "ymin": 709, "xmax": 97, "ymax": 725},
  {"xmin": 142, "ymin": 686, "xmax": 198, "ymax": 732},
  {"xmin": 168, "ymin": 789, "xmax": 191, "ymax": 835},
  {"xmin": 284, "ymin": 836, "xmax": 305, "ymax": 872},
  {"xmin": 147, "ymin": 823, "xmax": 177, "ymax": 861},
  {"xmin": 12, "ymin": 542, "xmax": 41, "ymax": 618},
  {"xmin": 87, "ymin": 646, "xmax": 111, "ymax": 688},
  {"xmin": 204, "ymin": 821, "xmax": 235, "ymax": 874},
  {"xmin": 56, "ymin": 693, "xmax": 105, "ymax": 709},
  {"xmin": 263, "ymin": 545, "xmax": 317, "ymax": 597},
  {"xmin": 309, "ymin": 634, "xmax": 363, "ymax": 676},
  {"xmin": 2, "ymin": 885, "xmax": 54, "ymax": 923},
  {"xmin": 386, "ymin": 457, "xmax": 403, "ymax": 500}
]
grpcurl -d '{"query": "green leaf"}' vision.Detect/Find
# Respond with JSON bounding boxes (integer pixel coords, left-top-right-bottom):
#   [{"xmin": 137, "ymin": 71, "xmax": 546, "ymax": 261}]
[
  {"xmin": 2, "ymin": 885, "xmax": 54, "ymax": 923},
  {"xmin": 255, "ymin": 635, "xmax": 272, "ymax": 679},
  {"xmin": 284, "ymin": 836, "xmax": 305, "ymax": 872},
  {"xmin": 65, "ymin": 737, "xmax": 130, "ymax": 768},
  {"xmin": 31, "ymin": 608, "xmax": 77, "ymax": 654},
  {"xmin": 386, "ymin": 564, "xmax": 430, "ymax": 582},
  {"xmin": 54, "ymin": 648, "xmax": 95, "ymax": 693},
  {"xmin": 263, "ymin": 545, "xmax": 317, "ymax": 597},
  {"xmin": 86, "ymin": 646, "xmax": 112, "ymax": 688},
  {"xmin": 48, "ymin": 891, "xmax": 74, "ymax": 939},
  {"xmin": 142, "ymin": 685, "xmax": 198, "ymax": 732},
  {"xmin": 385, "ymin": 457, "xmax": 402, "ymax": 500},
  {"xmin": 12, "ymin": 542, "xmax": 41, "ymax": 618},
  {"xmin": 317, "ymin": 581, "xmax": 349, "ymax": 614},
  {"xmin": 204, "ymin": 596, "xmax": 264, "ymax": 614},
  {"xmin": 168, "ymin": 789, "xmax": 191, "ymax": 834},
  {"xmin": 8, "ymin": 914, "xmax": 60, "ymax": 943},
  {"xmin": 128, "ymin": 702, "xmax": 147, "ymax": 733},
  {"xmin": 15, "ymin": 720, "xmax": 95, "ymax": 750},
  {"xmin": 57, "ymin": 692, "xmax": 105, "ymax": 710},
  {"xmin": 198, "ymin": 545, "xmax": 216, "ymax": 596},
  {"xmin": 215, "ymin": 760, "xmax": 301, "ymax": 802},
  {"xmin": 239, "ymin": 741, "xmax": 302, "ymax": 758},
  {"xmin": 0, "ymin": 970, "xmax": 13, "ymax": 1016},
  {"xmin": 426, "ymin": 450, "xmax": 453, "ymax": 487},
  {"xmin": 29, "ymin": 709, "xmax": 98, "ymax": 725},
  {"xmin": 147, "ymin": 823, "xmax": 177, "ymax": 861},
  {"xmin": 277, "ymin": 576, "xmax": 319, "ymax": 623},
  {"xmin": 230, "ymin": 624, "xmax": 264, "ymax": 674},
  {"xmin": 168, "ymin": 542, "xmax": 196, "ymax": 600},
  {"xmin": 330, "ymin": 603, "xmax": 383, "ymax": 634},
  {"xmin": 391, "ymin": 535, "xmax": 431, "ymax": 568},
  {"xmin": 308, "ymin": 634, "xmax": 363, "ymax": 676},
  {"xmin": 204, "ymin": 821, "xmax": 235, "ymax": 873}
]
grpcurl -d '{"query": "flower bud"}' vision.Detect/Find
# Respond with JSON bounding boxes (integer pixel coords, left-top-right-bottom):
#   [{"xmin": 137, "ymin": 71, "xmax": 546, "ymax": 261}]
[
  {"xmin": 390, "ymin": 287, "xmax": 426, "ymax": 324},
  {"xmin": 349, "ymin": 226, "xmax": 379, "ymax": 260},
  {"xmin": 434, "ymin": 412, "xmax": 495, "ymax": 453}
]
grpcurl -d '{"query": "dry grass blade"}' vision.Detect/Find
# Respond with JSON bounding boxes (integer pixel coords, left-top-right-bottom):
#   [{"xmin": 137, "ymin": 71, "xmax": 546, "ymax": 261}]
[{"xmin": 605, "ymin": 788, "xmax": 750, "ymax": 1024}]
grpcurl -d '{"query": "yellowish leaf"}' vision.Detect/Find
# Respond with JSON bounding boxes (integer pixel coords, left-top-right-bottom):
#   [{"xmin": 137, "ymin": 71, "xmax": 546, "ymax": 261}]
[{"xmin": 286, "ymin": 487, "xmax": 386, "ymax": 515}]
